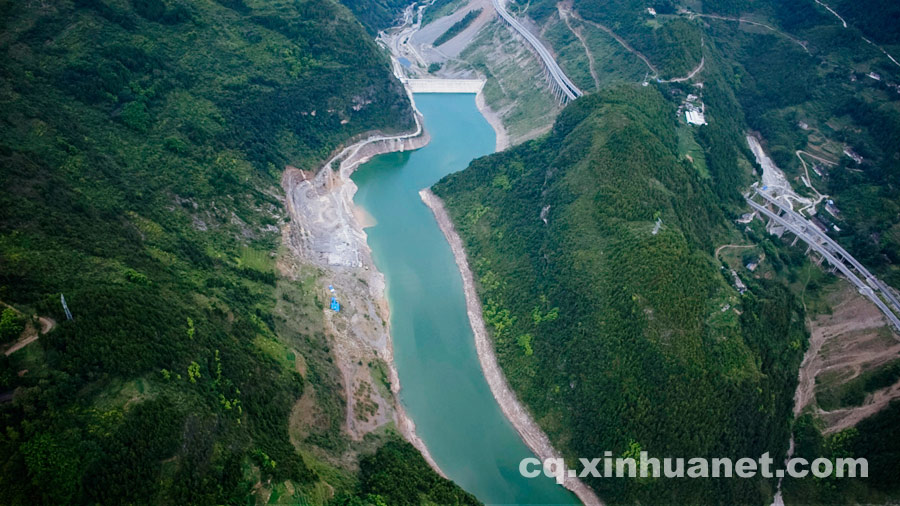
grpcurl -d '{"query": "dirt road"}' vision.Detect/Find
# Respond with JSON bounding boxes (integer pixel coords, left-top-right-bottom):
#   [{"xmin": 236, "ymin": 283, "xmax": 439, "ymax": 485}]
[
  {"xmin": 792, "ymin": 281, "xmax": 900, "ymax": 431},
  {"xmin": 558, "ymin": 3, "xmax": 600, "ymax": 90},
  {"xmin": 4, "ymin": 316, "xmax": 55, "ymax": 356},
  {"xmin": 714, "ymin": 243, "xmax": 754, "ymax": 262}
]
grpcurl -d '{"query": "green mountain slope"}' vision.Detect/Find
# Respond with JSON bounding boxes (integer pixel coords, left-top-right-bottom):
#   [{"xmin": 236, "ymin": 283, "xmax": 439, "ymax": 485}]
[
  {"xmin": 339, "ymin": 0, "xmax": 412, "ymax": 33},
  {"xmin": 496, "ymin": 1, "xmax": 900, "ymax": 497},
  {"xmin": 0, "ymin": 0, "xmax": 471, "ymax": 503},
  {"xmin": 701, "ymin": 0, "xmax": 900, "ymax": 290},
  {"xmin": 514, "ymin": 0, "xmax": 703, "ymax": 78},
  {"xmin": 694, "ymin": 2, "xmax": 900, "ymax": 501},
  {"xmin": 433, "ymin": 87, "xmax": 807, "ymax": 504},
  {"xmin": 785, "ymin": 403, "xmax": 900, "ymax": 504},
  {"xmin": 535, "ymin": 0, "xmax": 900, "ymax": 288}
]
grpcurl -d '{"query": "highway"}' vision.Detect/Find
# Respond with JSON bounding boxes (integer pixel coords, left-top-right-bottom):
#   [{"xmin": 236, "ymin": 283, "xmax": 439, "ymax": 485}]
[
  {"xmin": 755, "ymin": 190, "xmax": 900, "ymax": 317},
  {"xmin": 491, "ymin": 0, "xmax": 583, "ymax": 101},
  {"xmin": 746, "ymin": 189, "xmax": 900, "ymax": 332}
]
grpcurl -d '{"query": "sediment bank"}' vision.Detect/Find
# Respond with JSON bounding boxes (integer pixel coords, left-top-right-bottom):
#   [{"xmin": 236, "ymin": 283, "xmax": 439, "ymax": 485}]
[
  {"xmin": 420, "ymin": 188, "xmax": 602, "ymax": 506},
  {"xmin": 281, "ymin": 95, "xmax": 446, "ymax": 475},
  {"xmin": 476, "ymin": 90, "xmax": 510, "ymax": 151}
]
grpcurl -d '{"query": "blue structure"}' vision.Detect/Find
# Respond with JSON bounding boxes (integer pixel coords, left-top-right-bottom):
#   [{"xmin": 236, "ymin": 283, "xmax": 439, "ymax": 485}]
[{"xmin": 330, "ymin": 296, "xmax": 340, "ymax": 312}]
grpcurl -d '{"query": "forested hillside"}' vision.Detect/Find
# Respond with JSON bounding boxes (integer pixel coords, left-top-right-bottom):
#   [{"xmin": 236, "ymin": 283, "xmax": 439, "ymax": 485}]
[
  {"xmin": 534, "ymin": 0, "xmax": 900, "ymax": 291},
  {"xmin": 701, "ymin": 0, "xmax": 900, "ymax": 292},
  {"xmin": 339, "ymin": 0, "xmax": 411, "ymax": 33},
  {"xmin": 694, "ymin": 1, "xmax": 900, "ymax": 501},
  {"xmin": 784, "ymin": 403, "xmax": 900, "ymax": 503},
  {"xmin": 439, "ymin": 0, "xmax": 900, "ymax": 500},
  {"xmin": 0, "ymin": 0, "xmax": 470, "ymax": 503},
  {"xmin": 513, "ymin": 0, "xmax": 703, "ymax": 79},
  {"xmin": 433, "ymin": 87, "xmax": 808, "ymax": 504}
]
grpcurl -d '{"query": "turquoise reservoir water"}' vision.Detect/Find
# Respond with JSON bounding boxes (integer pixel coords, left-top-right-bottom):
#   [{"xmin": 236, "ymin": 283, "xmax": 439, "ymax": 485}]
[{"xmin": 352, "ymin": 94, "xmax": 577, "ymax": 505}]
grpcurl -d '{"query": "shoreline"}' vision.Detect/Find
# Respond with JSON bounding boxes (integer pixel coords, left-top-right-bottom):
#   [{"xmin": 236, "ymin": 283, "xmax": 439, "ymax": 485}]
[
  {"xmin": 419, "ymin": 188, "xmax": 603, "ymax": 506},
  {"xmin": 320, "ymin": 87, "xmax": 504, "ymax": 477},
  {"xmin": 327, "ymin": 93, "xmax": 446, "ymax": 476},
  {"xmin": 475, "ymin": 89, "xmax": 510, "ymax": 151},
  {"xmin": 282, "ymin": 86, "xmax": 447, "ymax": 476}
]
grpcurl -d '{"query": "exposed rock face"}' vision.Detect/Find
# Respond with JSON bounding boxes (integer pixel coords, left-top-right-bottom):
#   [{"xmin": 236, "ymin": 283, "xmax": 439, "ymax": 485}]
[
  {"xmin": 283, "ymin": 127, "xmax": 430, "ymax": 269},
  {"xmin": 281, "ymin": 118, "xmax": 442, "ymax": 472}
]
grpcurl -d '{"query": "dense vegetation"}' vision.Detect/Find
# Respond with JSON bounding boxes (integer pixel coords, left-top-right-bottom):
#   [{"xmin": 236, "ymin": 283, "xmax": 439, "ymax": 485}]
[
  {"xmin": 494, "ymin": 0, "xmax": 900, "ymax": 501},
  {"xmin": 513, "ymin": 0, "xmax": 703, "ymax": 78},
  {"xmin": 0, "ymin": 308, "xmax": 25, "ymax": 344},
  {"xmin": 575, "ymin": 1, "xmax": 702, "ymax": 79},
  {"xmin": 347, "ymin": 438, "xmax": 481, "ymax": 506},
  {"xmin": 692, "ymin": 1, "xmax": 900, "ymax": 501},
  {"xmin": 784, "ymin": 402, "xmax": 900, "ymax": 504},
  {"xmin": 0, "ymin": 0, "xmax": 468, "ymax": 503},
  {"xmin": 433, "ymin": 8, "xmax": 482, "ymax": 47},
  {"xmin": 512, "ymin": 0, "xmax": 900, "ymax": 273},
  {"xmin": 830, "ymin": 0, "xmax": 900, "ymax": 46},
  {"xmin": 434, "ymin": 87, "xmax": 808, "ymax": 503},
  {"xmin": 700, "ymin": 0, "xmax": 900, "ymax": 289},
  {"xmin": 340, "ymin": 0, "xmax": 412, "ymax": 33}
]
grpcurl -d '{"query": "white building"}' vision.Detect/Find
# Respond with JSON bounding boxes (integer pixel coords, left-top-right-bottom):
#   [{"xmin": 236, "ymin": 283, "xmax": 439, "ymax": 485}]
[
  {"xmin": 843, "ymin": 147, "xmax": 863, "ymax": 164},
  {"xmin": 686, "ymin": 110, "xmax": 707, "ymax": 125}
]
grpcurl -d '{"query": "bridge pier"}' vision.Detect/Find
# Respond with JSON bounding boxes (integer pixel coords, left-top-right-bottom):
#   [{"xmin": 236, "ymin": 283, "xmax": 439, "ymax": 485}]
[
  {"xmin": 493, "ymin": 0, "xmax": 581, "ymax": 103},
  {"xmin": 747, "ymin": 188, "xmax": 900, "ymax": 332}
]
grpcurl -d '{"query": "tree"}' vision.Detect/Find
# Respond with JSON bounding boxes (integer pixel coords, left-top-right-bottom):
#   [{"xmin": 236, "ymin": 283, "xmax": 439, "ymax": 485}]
[{"xmin": 0, "ymin": 308, "xmax": 25, "ymax": 343}]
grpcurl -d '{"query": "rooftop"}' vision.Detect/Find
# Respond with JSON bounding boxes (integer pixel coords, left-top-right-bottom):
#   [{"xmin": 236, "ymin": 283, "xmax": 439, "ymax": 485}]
[{"xmin": 685, "ymin": 110, "xmax": 707, "ymax": 126}]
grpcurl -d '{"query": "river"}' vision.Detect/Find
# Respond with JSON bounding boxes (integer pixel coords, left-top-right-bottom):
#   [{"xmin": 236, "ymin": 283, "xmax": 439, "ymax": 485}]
[{"xmin": 352, "ymin": 93, "xmax": 577, "ymax": 505}]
